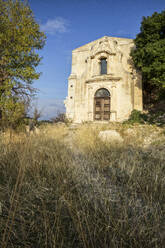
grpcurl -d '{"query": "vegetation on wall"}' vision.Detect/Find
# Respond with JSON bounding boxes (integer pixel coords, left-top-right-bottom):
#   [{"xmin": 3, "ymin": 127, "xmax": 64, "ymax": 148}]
[
  {"xmin": 0, "ymin": 0, "xmax": 46, "ymax": 129},
  {"xmin": 131, "ymin": 10, "xmax": 165, "ymax": 104}
]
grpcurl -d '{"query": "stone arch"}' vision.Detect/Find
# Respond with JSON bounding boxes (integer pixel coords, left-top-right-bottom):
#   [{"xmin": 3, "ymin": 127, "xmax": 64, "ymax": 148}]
[{"xmin": 94, "ymin": 88, "xmax": 110, "ymax": 97}]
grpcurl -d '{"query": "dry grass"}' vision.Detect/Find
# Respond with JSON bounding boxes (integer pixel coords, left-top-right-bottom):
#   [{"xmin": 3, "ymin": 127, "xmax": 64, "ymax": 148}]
[
  {"xmin": 73, "ymin": 122, "xmax": 165, "ymax": 150},
  {"xmin": 0, "ymin": 123, "xmax": 165, "ymax": 247},
  {"xmin": 40, "ymin": 123, "xmax": 69, "ymax": 140}
]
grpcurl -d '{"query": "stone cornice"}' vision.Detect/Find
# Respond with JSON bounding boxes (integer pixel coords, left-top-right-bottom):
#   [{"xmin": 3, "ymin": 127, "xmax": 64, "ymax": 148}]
[
  {"xmin": 85, "ymin": 75, "xmax": 122, "ymax": 83},
  {"xmin": 68, "ymin": 74, "xmax": 77, "ymax": 80},
  {"xmin": 91, "ymin": 50, "xmax": 116, "ymax": 59}
]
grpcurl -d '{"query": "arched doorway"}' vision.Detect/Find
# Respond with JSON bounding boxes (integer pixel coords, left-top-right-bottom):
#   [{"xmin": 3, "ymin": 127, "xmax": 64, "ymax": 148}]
[{"xmin": 94, "ymin": 88, "xmax": 110, "ymax": 121}]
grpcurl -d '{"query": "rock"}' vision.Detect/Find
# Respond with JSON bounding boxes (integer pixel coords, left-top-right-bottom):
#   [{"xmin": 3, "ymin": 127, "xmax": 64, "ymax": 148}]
[
  {"xmin": 68, "ymin": 123, "xmax": 79, "ymax": 130},
  {"xmin": 98, "ymin": 130, "xmax": 123, "ymax": 143},
  {"xmin": 124, "ymin": 128, "xmax": 135, "ymax": 136},
  {"xmin": 143, "ymin": 131, "xmax": 160, "ymax": 147},
  {"xmin": 55, "ymin": 122, "xmax": 66, "ymax": 126}
]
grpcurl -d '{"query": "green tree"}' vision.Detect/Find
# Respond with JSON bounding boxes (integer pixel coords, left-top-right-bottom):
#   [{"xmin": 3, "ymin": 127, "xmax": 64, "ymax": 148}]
[
  {"xmin": 0, "ymin": 0, "xmax": 46, "ymax": 128},
  {"xmin": 131, "ymin": 10, "xmax": 165, "ymax": 103}
]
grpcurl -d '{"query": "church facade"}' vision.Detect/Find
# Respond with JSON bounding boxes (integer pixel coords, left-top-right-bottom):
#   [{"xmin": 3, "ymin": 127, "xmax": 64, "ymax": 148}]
[{"xmin": 64, "ymin": 36, "xmax": 143, "ymax": 123}]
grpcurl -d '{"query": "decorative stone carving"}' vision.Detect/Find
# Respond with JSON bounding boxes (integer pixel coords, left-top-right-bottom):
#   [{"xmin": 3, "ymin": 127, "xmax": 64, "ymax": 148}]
[
  {"xmin": 90, "ymin": 36, "xmax": 117, "ymax": 58},
  {"xmin": 68, "ymin": 74, "xmax": 77, "ymax": 80},
  {"xmin": 65, "ymin": 36, "xmax": 143, "ymax": 123},
  {"xmin": 85, "ymin": 75, "xmax": 121, "ymax": 84}
]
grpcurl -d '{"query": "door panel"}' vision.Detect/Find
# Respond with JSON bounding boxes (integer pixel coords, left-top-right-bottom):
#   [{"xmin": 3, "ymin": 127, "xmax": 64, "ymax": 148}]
[
  {"xmin": 104, "ymin": 99, "xmax": 109, "ymax": 104},
  {"xmin": 104, "ymin": 107, "xmax": 110, "ymax": 111},
  {"xmin": 96, "ymin": 106, "xmax": 101, "ymax": 111},
  {"xmin": 94, "ymin": 97, "xmax": 110, "ymax": 121},
  {"xmin": 95, "ymin": 114, "xmax": 101, "ymax": 120},
  {"xmin": 104, "ymin": 115, "xmax": 109, "ymax": 120}
]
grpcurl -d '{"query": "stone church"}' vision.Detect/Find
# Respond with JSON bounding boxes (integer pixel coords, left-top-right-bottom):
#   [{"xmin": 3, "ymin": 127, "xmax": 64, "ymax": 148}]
[{"xmin": 64, "ymin": 36, "xmax": 142, "ymax": 123}]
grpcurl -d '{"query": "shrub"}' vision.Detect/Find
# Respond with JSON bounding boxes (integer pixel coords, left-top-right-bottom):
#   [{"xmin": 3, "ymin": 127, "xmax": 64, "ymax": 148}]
[
  {"xmin": 51, "ymin": 113, "xmax": 70, "ymax": 124},
  {"xmin": 124, "ymin": 109, "xmax": 148, "ymax": 124}
]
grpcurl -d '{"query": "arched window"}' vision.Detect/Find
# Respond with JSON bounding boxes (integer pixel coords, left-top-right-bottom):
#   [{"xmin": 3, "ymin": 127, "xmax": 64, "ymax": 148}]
[
  {"xmin": 100, "ymin": 58, "xmax": 107, "ymax": 75},
  {"xmin": 95, "ymin": 88, "xmax": 110, "ymax": 98}
]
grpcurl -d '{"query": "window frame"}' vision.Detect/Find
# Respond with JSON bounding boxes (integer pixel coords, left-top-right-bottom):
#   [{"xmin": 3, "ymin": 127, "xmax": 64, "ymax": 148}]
[{"xmin": 100, "ymin": 57, "xmax": 107, "ymax": 75}]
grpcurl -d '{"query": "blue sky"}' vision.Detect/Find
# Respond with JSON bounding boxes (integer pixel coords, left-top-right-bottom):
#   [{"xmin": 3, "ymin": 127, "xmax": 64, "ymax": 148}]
[{"xmin": 28, "ymin": 0, "xmax": 165, "ymax": 120}]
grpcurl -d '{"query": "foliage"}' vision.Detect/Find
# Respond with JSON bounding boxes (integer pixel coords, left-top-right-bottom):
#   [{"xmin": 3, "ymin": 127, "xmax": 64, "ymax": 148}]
[
  {"xmin": 131, "ymin": 10, "xmax": 165, "ymax": 100},
  {"xmin": 123, "ymin": 109, "xmax": 165, "ymax": 126},
  {"xmin": 28, "ymin": 107, "xmax": 42, "ymax": 128},
  {"xmin": 51, "ymin": 112, "xmax": 70, "ymax": 124},
  {"xmin": 33, "ymin": 107, "xmax": 42, "ymax": 122},
  {"xmin": 123, "ymin": 109, "xmax": 147, "ymax": 124},
  {"xmin": 0, "ymin": 98, "xmax": 26, "ymax": 130},
  {"xmin": 0, "ymin": 0, "xmax": 46, "ymax": 128}
]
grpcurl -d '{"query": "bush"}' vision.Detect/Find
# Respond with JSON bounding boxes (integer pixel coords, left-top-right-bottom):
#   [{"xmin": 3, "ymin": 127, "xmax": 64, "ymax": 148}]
[
  {"xmin": 51, "ymin": 112, "xmax": 71, "ymax": 124},
  {"xmin": 124, "ymin": 109, "xmax": 148, "ymax": 124}
]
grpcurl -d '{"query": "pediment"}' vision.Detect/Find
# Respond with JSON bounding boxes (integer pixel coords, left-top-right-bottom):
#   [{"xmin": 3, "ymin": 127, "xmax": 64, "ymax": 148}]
[{"xmin": 90, "ymin": 36, "xmax": 118, "ymax": 58}]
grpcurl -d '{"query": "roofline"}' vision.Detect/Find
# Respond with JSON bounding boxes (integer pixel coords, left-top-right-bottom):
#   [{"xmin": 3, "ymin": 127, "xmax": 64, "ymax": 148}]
[{"xmin": 73, "ymin": 36, "xmax": 134, "ymax": 52}]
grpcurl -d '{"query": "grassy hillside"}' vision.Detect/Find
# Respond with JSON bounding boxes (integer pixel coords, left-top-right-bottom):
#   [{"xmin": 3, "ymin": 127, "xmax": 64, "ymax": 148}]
[{"xmin": 0, "ymin": 123, "xmax": 165, "ymax": 247}]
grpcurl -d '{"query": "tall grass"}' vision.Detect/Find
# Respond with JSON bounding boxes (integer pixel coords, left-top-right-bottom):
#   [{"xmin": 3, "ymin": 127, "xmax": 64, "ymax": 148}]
[{"xmin": 0, "ymin": 123, "xmax": 165, "ymax": 247}]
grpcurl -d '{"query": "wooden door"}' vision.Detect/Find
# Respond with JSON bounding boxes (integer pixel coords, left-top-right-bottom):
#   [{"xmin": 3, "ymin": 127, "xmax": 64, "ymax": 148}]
[{"xmin": 94, "ymin": 97, "xmax": 110, "ymax": 121}]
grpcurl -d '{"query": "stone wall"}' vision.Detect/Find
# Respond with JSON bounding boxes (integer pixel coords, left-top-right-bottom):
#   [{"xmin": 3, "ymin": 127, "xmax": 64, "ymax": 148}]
[{"xmin": 64, "ymin": 36, "xmax": 143, "ymax": 123}]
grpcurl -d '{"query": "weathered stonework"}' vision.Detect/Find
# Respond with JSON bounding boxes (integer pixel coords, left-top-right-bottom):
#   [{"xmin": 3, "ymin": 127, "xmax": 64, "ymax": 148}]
[{"xmin": 64, "ymin": 36, "xmax": 143, "ymax": 123}]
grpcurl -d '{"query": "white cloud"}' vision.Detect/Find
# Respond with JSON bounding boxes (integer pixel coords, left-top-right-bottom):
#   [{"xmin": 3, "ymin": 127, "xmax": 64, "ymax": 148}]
[{"xmin": 40, "ymin": 17, "xmax": 69, "ymax": 35}]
